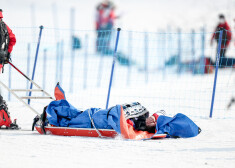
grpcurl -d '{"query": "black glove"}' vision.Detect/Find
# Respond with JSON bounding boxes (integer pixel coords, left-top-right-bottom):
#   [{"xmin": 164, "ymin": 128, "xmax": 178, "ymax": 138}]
[
  {"xmin": 0, "ymin": 50, "xmax": 6, "ymax": 63},
  {"xmin": 4, "ymin": 52, "xmax": 10, "ymax": 64},
  {"xmin": 0, "ymin": 51, "xmax": 10, "ymax": 64}
]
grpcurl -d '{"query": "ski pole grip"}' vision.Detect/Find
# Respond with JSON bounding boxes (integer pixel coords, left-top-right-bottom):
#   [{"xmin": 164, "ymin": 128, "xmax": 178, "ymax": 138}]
[{"xmin": 117, "ymin": 28, "xmax": 121, "ymax": 31}]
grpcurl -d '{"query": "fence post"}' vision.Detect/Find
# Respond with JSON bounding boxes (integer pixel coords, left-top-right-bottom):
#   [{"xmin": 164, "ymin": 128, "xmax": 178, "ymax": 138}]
[
  {"xmin": 55, "ymin": 42, "xmax": 60, "ymax": 83},
  {"xmin": 191, "ymin": 29, "xmax": 195, "ymax": 73},
  {"xmin": 144, "ymin": 32, "xmax": 148, "ymax": 83},
  {"xmin": 105, "ymin": 28, "xmax": 121, "ymax": 109},
  {"xmin": 28, "ymin": 25, "xmax": 44, "ymax": 104},
  {"xmin": 209, "ymin": 30, "xmax": 223, "ymax": 118},
  {"xmin": 27, "ymin": 43, "xmax": 31, "ymax": 92},
  {"xmin": 191, "ymin": 29, "xmax": 195, "ymax": 61},
  {"xmin": 162, "ymin": 31, "xmax": 166, "ymax": 80},
  {"xmin": 166, "ymin": 27, "xmax": 172, "ymax": 78},
  {"xmin": 199, "ymin": 27, "xmax": 205, "ymax": 74},
  {"xmin": 97, "ymin": 30, "xmax": 105, "ymax": 88},
  {"xmin": 69, "ymin": 8, "xmax": 75, "ymax": 93},
  {"xmin": 42, "ymin": 49, "xmax": 47, "ymax": 95},
  {"xmin": 97, "ymin": 53, "xmax": 104, "ymax": 87},
  {"xmin": 177, "ymin": 28, "xmax": 181, "ymax": 74},
  {"xmin": 8, "ymin": 61, "xmax": 11, "ymax": 101},
  {"xmin": 83, "ymin": 34, "xmax": 88, "ymax": 89},
  {"xmin": 127, "ymin": 31, "xmax": 132, "ymax": 86},
  {"xmin": 59, "ymin": 40, "xmax": 64, "ymax": 84}
]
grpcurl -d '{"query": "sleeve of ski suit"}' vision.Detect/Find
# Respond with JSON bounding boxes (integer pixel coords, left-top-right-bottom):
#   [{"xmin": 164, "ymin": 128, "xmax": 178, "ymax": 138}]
[
  {"xmin": 152, "ymin": 113, "xmax": 159, "ymax": 121},
  {"xmin": 6, "ymin": 24, "xmax": 16, "ymax": 53},
  {"xmin": 223, "ymin": 22, "xmax": 232, "ymax": 47},
  {"xmin": 211, "ymin": 25, "xmax": 219, "ymax": 42}
]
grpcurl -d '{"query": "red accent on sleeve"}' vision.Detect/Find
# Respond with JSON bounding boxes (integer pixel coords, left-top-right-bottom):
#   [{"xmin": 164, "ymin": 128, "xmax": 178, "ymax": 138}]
[
  {"xmin": 152, "ymin": 113, "xmax": 159, "ymax": 121},
  {"xmin": 6, "ymin": 24, "xmax": 16, "ymax": 53}
]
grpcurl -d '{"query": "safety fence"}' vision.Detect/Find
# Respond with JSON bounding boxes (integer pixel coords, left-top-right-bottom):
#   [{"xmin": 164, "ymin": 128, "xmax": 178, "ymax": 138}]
[{"xmin": 0, "ymin": 27, "xmax": 235, "ymax": 119}]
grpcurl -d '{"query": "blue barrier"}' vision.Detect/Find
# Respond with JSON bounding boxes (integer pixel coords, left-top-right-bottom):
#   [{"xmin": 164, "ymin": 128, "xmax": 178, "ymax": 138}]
[
  {"xmin": 106, "ymin": 28, "xmax": 121, "ymax": 109},
  {"xmin": 210, "ymin": 30, "xmax": 223, "ymax": 118},
  {"xmin": 28, "ymin": 25, "xmax": 44, "ymax": 105}
]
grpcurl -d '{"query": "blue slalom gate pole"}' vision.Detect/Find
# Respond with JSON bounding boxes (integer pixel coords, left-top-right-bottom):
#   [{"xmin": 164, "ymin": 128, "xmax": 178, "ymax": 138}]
[
  {"xmin": 28, "ymin": 25, "xmax": 44, "ymax": 104},
  {"xmin": 209, "ymin": 30, "xmax": 223, "ymax": 118},
  {"xmin": 105, "ymin": 28, "xmax": 121, "ymax": 109}
]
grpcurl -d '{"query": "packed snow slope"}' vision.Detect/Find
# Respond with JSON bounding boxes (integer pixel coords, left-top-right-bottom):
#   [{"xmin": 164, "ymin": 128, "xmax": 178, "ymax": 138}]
[{"xmin": 0, "ymin": 102, "xmax": 234, "ymax": 168}]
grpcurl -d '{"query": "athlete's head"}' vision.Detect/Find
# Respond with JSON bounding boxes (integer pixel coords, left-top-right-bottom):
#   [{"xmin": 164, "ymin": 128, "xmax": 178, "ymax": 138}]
[{"xmin": 219, "ymin": 14, "xmax": 225, "ymax": 24}]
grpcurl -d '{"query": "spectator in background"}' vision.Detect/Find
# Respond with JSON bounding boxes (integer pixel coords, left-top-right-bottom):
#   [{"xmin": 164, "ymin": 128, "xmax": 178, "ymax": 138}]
[
  {"xmin": 95, "ymin": 0, "xmax": 119, "ymax": 53},
  {"xmin": 211, "ymin": 14, "xmax": 232, "ymax": 68}
]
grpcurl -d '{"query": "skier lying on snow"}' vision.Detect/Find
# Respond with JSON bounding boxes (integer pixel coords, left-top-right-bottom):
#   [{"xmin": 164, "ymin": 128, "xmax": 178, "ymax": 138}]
[{"xmin": 33, "ymin": 83, "xmax": 201, "ymax": 140}]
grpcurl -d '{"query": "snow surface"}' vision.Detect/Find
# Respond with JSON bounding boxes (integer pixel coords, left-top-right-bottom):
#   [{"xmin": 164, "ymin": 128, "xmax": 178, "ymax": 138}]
[{"xmin": 0, "ymin": 102, "xmax": 235, "ymax": 168}]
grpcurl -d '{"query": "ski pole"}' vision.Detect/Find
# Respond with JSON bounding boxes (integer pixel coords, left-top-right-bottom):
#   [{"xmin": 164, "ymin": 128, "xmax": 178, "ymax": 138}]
[
  {"xmin": 8, "ymin": 61, "xmax": 53, "ymax": 99},
  {"xmin": 105, "ymin": 28, "xmax": 121, "ymax": 109},
  {"xmin": 8, "ymin": 61, "xmax": 30, "ymax": 81}
]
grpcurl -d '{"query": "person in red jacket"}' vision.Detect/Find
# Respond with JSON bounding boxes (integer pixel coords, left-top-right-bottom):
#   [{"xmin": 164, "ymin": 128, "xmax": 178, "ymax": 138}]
[
  {"xmin": 211, "ymin": 14, "xmax": 232, "ymax": 68},
  {"xmin": 0, "ymin": 9, "xmax": 18, "ymax": 129},
  {"xmin": 95, "ymin": 0, "xmax": 119, "ymax": 53}
]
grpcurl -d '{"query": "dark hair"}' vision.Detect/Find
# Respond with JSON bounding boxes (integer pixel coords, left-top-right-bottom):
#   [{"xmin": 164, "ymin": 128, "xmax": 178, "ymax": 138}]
[
  {"xmin": 0, "ymin": 9, "xmax": 2, "ymax": 12},
  {"xmin": 131, "ymin": 112, "xmax": 149, "ymax": 131},
  {"xmin": 219, "ymin": 14, "xmax": 225, "ymax": 19}
]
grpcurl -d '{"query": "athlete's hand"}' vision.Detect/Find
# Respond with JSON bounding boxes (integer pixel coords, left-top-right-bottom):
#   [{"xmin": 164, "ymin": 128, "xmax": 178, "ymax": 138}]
[{"xmin": 146, "ymin": 116, "xmax": 156, "ymax": 127}]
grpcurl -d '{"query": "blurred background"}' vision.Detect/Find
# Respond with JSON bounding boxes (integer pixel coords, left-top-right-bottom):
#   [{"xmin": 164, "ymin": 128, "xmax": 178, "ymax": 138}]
[
  {"xmin": 1, "ymin": 0, "xmax": 235, "ymax": 120},
  {"xmin": 1, "ymin": 0, "xmax": 235, "ymax": 32}
]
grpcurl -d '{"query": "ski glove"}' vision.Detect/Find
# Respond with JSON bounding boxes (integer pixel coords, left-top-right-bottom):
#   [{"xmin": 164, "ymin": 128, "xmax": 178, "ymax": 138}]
[
  {"xmin": 0, "ymin": 51, "xmax": 10, "ymax": 64},
  {"xmin": 4, "ymin": 52, "xmax": 10, "ymax": 64},
  {"xmin": 0, "ymin": 50, "xmax": 6, "ymax": 62}
]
